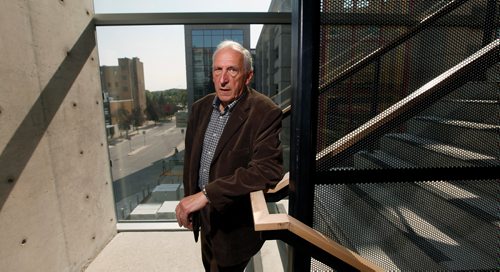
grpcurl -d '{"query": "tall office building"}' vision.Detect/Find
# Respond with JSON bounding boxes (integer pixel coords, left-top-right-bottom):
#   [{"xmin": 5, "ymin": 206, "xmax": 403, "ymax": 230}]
[
  {"xmin": 184, "ymin": 25, "xmax": 251, "ymax": 109},
  {"xmin": 100, "ymin": 57, "xmax": 146, "ymax": 110},
  {"xmin": 100, "ymin": 57, "xmax": 147, "ymax": 126},
  {"xmin": 254, "ymin": 0, "xmax": 292, "ymax": 102},
  {"xmin": 254, "ymin": 0, "xmax": 292, "ymax": 171}
]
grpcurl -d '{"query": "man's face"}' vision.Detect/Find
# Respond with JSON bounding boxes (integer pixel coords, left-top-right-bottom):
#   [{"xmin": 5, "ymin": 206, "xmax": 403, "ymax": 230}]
[{"xmin": 212, "ymin": 47, "xmax": 253, "ymax": 107}]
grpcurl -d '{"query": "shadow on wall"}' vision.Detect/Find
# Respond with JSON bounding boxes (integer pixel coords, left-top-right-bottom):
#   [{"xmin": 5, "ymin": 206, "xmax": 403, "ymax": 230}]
[{"xmin": 0, "ymin": 21, "xmax": 96, "ymax": 210}]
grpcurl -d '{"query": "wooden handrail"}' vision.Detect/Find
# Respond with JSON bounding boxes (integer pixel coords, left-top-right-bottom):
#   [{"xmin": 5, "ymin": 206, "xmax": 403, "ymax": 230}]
[
  {"xmin": 252, "ymin": 173, "xmax": 383, "ymax": 272},
  {"xmin": 265, "ymin": 172, "xmax": 289, "ymax": 194}
]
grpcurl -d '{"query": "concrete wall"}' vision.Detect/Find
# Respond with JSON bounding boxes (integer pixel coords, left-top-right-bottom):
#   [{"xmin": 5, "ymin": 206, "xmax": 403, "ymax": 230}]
[{"xmin": 0, "ymin": 1, "xmax": 117, "ymax": 271}]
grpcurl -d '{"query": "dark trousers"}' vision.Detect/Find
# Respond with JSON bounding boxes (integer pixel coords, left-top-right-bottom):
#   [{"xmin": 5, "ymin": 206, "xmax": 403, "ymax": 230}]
[{"xmin": 200, "ymin": 229, "xmax": 250, "ymax": 272}]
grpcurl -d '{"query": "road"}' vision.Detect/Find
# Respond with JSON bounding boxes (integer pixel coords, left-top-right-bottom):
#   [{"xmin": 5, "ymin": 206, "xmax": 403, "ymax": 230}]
[{"xmin": 108, "ymin": 121, "xmax": 185, "ymax": 181}]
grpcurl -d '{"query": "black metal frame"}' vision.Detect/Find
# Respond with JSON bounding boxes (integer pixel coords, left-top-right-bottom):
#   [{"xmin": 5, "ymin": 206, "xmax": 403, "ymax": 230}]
[
  {"xmin": 288, "ymin": 0, "xmax": 499, "ymax": 271},
  {"xmin": 289, "ymin": 0, "xmax": 320, "ymax": 271},
  {"xmin": 321, "ymin": 12, "xmax": 488, "ymax": 28},
  {"xmin": 316, "ymin": 166, "xmax": 500, "ymax": 185},
  {"xmin": 288, "ymin": 43, "xmax": 499, "ymax": 271},
  {"xmin": 94, "ymin": 12, "xmax": 291, "ymax": 26}
]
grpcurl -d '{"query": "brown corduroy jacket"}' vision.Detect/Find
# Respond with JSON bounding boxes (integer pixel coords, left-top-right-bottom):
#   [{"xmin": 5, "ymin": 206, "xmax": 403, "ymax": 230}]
[{"xmin": 183, "ymin": 88, "xmax": 284, "ymax": 267}]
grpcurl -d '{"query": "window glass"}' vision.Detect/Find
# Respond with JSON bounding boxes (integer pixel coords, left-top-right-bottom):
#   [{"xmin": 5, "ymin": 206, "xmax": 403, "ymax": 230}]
[
  {"xmin": 212, "ymin": 36, "xmax": 223, "ymax": 48},
  {"xmin": 192, "ymin": 35, "xmax": 203, "ymax": 47},
  {"xmin": 232, "ymin": 35, "xmax": 244, "ymax": 44},
  {"xmin": 95, "ymin": 23, "xmax": 291, "ymax": 222},
  {"xmin": 203, "ymin": 35, "xmax": 212, "ymax": 47},
  {"xmin": 192, "ymin": 30, "xmax": 203, "ymax": 35}
]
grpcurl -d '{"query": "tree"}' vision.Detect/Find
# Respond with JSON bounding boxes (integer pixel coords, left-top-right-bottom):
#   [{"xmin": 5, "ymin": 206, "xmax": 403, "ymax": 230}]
[
  {"xmin": 164, "ymin": 89, "xmax": 187, "ymax": 110},
  {"xmin": 146, "ymin": 88, "xmax": 187, "ymax": 119},
  {"xmin": 115, "ymin": 108, "xmax": 132, "ymax": 136},
  {"xmin": 131, "ymin": 106, "xmax": 145, "ymax": 128},
  {"xmin": 177, "ymin": 90, "xmax": 187, "ymax": 109},
  {"xmin": 163, "ymin": 103, "xmax": 177, "ymax": 118},
  {"xmin": 158, "ymin": 93, "xmax": 167, "ymax": 119},
  {"xmin": 145, "ymin": 91, "xmax": 160, "ymax": 123}
]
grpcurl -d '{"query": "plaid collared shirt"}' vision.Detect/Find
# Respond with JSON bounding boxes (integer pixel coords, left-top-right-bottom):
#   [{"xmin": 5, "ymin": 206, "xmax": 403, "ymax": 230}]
[{"xmin": 198, "ymin": 94, "xmax": 244, "ymax": 189}]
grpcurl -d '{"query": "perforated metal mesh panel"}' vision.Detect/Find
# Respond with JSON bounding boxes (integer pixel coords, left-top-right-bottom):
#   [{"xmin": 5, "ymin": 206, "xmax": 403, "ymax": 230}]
[
  {"xmin": 310, "ymin": 0, "xmax": 499, "ymax": 271},
  {"xmin": 312, "ymin": 180, "xmax": 499, "ymax": 271},
  {"xmin": 316, "ymin": 0, "xmax": 499, "ymax": 170}
]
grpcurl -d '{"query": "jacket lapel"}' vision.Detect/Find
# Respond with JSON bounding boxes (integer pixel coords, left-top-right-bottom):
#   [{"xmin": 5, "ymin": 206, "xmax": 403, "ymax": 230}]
[{"xmin": 211, "ymin": 90, "xmax": 251, "ymax": 164}]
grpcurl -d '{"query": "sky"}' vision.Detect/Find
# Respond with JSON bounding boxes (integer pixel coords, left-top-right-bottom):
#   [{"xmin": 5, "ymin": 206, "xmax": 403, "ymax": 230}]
[{"xmin": 93, "ymin": 0, "xmax": 272, "ymax": 91}]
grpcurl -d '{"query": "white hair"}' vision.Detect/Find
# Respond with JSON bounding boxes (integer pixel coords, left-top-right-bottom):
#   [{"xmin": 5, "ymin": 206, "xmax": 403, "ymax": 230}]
[{"xmin": 212, "ymin": 40, "xmax": 253, "ymax": 73}]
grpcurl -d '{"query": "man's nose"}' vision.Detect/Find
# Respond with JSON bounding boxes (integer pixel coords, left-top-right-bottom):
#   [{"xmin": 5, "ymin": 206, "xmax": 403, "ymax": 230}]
[{"xmin": 219, "ymin": 70, "xmax": 229, "ymax": 84}]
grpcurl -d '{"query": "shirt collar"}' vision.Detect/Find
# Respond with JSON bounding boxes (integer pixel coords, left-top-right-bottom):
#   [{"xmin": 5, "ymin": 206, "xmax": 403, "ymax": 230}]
[{"xmin": 212, "ymin": 90, "xmax": 247, "ymax": 115}]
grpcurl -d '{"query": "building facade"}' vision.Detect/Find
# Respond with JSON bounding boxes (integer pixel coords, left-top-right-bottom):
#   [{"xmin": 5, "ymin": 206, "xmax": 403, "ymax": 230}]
[
  {"xmin": 184, "ymin": 25, "xmax": 251, "ymax": 109},
  {"xmin": 253, "ymin": 0, "xmax": 292, "ymax": 171},
  {"xmin": 254, "ymin": 0, "xmax": 292, "ymax": 102},
  {"xmin": 100, "ymin": 57, "xmax": 147, "ymax": 127}
]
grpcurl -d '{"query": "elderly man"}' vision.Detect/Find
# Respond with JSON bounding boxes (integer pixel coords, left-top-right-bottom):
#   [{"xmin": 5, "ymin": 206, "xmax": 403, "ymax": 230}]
[{"xmin": 176, "ymin": 40, "xmax": 283, "ymax": 271}]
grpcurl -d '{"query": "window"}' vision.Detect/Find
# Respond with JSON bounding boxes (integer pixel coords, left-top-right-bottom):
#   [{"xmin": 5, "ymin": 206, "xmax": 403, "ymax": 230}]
[
  {"xmin": 203, "ymin": 34, "xmax": 212, "ymax": 47},
  {"xmin": 192, "ymin": 35, "xmax": 203, "ymax": 47},
  {"xmin": 95, "ymin": 17, "xmax": 291, "ymax": 225}
]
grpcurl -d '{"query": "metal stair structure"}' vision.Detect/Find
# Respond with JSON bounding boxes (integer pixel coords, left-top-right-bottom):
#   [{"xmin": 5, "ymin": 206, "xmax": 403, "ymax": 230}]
[
  {"xmin": 313, "ymin": 49, "xmax": 499, "ymax": 271},
  {"xmin": 282, "ymin": 1, "xmax": 499, "ymax": 270}
]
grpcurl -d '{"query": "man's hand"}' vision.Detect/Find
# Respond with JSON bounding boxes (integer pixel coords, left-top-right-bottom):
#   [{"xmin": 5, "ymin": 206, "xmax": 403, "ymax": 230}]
[{"xmin": 175, "ymin": 191, "xmax": 209, "ymax": 230}]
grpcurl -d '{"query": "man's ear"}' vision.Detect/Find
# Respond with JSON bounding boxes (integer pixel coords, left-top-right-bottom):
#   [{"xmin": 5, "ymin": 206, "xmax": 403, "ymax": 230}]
[{"xmin": 245, "ymin": 71, "xmax": 254, "ymax": 85}]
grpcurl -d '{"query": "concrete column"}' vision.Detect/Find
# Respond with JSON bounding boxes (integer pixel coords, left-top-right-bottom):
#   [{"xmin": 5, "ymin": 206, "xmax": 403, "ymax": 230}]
[{"xmin": 0, "ymin": 1, "xmax": 116, "ymax": 271}]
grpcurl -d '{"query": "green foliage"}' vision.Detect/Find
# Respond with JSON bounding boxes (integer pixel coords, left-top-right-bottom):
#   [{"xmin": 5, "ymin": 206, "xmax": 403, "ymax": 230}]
[
  {"xmin": 116, "ymin": 108, "xmax": 132, "ymax": 131},
  {"xmin": 145, "ymin": 89, "xmax": 187, "ymax": 121},
  {"xmin": 145, "ymin": 92, "xmax": 160, "ymax": 122},
  {"xmin": 131, "ymin": 107, "xmax": 145, "ymax": 127}
]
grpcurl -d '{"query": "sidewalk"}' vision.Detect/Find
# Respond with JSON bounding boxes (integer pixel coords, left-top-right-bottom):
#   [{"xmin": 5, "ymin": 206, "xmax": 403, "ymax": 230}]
[{"xmin": 85, "ymin": 232, "xmax": 204, "ymax": 272}]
